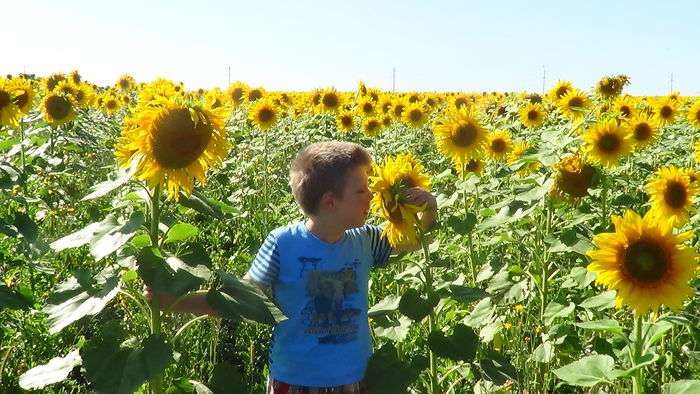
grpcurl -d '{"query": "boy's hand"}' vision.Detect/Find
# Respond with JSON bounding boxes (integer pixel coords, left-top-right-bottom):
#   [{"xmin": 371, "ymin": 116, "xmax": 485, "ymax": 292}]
[
  {"xmin": 143, "ymin": 286, "xmax": 177, "ymax": 310},
  {"xmin": 403, "ymin": 187, "xmax": 437, "ymax": 211}
]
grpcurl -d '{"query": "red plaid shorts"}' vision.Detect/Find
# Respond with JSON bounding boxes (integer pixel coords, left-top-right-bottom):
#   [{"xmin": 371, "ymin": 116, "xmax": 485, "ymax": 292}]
[{"xmin": 266, "ymin": 377, "xmax": 371, "ymax": 394}]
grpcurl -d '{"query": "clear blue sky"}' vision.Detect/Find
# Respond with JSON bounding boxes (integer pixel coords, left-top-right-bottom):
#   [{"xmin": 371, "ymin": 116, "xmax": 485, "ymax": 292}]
[{"xmin": 6, "ymin": 1, "xmax": 700, "ymax": 95}]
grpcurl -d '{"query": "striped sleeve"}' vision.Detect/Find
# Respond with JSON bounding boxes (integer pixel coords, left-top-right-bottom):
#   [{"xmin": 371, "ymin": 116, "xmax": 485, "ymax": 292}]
[
  {"xmin": 246, "ymin": 232, "xmax": 281, "ymax": 286},
  {"xmin": 366, "ymin": 224, "xmax": 392, "ymax": 268}
]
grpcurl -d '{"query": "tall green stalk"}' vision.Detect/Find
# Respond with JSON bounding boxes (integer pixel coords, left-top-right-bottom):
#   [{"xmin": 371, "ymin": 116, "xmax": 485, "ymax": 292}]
[
  {"xmin": 632, "ymin": 315, "xmax": 645, "ymax": 394},
  {"xmin": 416, "ymin": 223, "xmax": 440, "ymax": 394},
  {"xmin": 148, "ymin": 184, "xmax": 164, "ymax": 394},
  {"xmin": 462, "ymin": 168, "xmax": 478, "ymax": 285}
]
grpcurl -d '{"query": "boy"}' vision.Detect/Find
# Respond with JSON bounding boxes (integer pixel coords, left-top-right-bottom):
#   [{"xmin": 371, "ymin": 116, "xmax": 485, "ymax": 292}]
[{"xmin": 152, "ymin": 141, "xmax": 437, "ymax": 393}]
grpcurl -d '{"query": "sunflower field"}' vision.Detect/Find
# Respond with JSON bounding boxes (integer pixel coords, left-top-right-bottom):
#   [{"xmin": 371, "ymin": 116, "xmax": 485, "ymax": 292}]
[{"xmin": 1, "ymin": 72, "xmax": 700, "ymax": 393}]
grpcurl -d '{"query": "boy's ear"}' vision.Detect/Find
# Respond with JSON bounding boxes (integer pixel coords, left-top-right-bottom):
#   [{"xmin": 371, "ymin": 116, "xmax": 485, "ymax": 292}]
[{"xmin": 320, "ymin": 191, "xmax": 336, "ymax": 210}]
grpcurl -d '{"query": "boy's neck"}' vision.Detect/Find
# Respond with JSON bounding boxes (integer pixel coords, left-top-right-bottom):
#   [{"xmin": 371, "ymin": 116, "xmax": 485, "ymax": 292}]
[{"xmin": 305, "ymin": 217, "xmax": 346, "ymax": 244}]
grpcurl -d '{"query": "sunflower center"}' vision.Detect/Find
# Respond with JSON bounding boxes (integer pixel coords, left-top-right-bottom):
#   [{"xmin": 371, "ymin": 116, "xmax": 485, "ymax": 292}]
[
  {"xmin": 455, "ymin": 97, "xmax": 468, "ymax": 109},
  {"xmin": 660, "ymin": 106, "xmax": 673, "ymax": 119},
  {"xmin": 13, "ymin": 90, "xmax": 29, "ymax": 109},
  {"xmin": 151, "ymin": 108, "xmax": 213, "ymax": 169},
  {"xmin": 46, "ymin": 95, "xmax": 72, "ymax": 120},
  {"xmin": 664, "ymin": 181, "xmax": 687, "ymax": 209},
  {"xmin": 527, "ymin": 109, "xmax": 539, "ymax": 121},
  {"xmin": 634, "ymin": 123, "xmax": 651, "ymax": 141},
  {"xmin": 694, "ymin": 110, "xmax": 700, "ymax": 122},
  {"xmin": 623, "ymin": 239, "xmax": 668, "ymax": 283},
  {"xmin": 465, "ymin": 159, "xmax": 480, "ymax": 172},
  {"xmin": 452, "ymin": 123, "xmax": 478, "ymax": 147},
  {"xmin": 568, "ymin": 97, "xmax": 583, "ymax": 108},
  {"xmin": 409, "ymin": 109, "xmax": 422, "ymax": 122},
  {"xmin": 322, "ymin": 94, "xmax": 338, "ymax": 108},
  {"xmin": 393, "ymin": 105, "xmax": 404, "ymax": 117},
  {"xmin": 388, "ymin": 205, "xmax": 404, "ymax": 223},
  {"xmin": 258, "ymin": 107, "xmax": 275, "ymax": 123},
  {"xmin": 0, "ymin": 91, "xmax": 10, "ymax": 109},
  {"xmin": 597, "ymin": 133, "xmax": 620, "ymax": 153},
  {"xmin": 248, "ymin": 90, "xmax": 262, "ymax": 102},
  {"xmin": 107, "ymin": 100, "xmax": 118, "ymax": 110},
  {"xmin": 362, "ymin": 103, "xmax": 373, "ymax": 114},
  {"xmin": 119, "ymin": 80, "xmax": 130, "ymax": 89},
  {"xmin": 366, "ymin": 120, "xmax": 380, "ymax": 132},
  {"xmin": 556, "ymin": 87, "xmax": 569, "ymax": 99},
  {"xmin": 231, "ymin": 88, "xmax": 244, "ymax": 102},
  {"xmin": 491, "ymin": 138, "xmax": 506, "ymax": 153},
  {"xmin": 341, "ymin": 116, "xmax": 352, "ymax": 127},
  {"xmin": 620, "ymin": 106, "xmax": 631, "ymax": 117}
]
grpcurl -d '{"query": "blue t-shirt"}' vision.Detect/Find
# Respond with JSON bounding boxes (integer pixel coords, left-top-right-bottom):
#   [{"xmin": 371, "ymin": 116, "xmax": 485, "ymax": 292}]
[{"xmin": 246, "ymin": 221, "xmax": 392, "ymax": 387}]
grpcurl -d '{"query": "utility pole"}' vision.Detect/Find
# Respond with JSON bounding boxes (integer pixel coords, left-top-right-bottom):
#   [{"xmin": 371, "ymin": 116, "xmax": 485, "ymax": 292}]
[
  {"xmin": 542, "ymin": 65, "xmax": 546, "ymax": 95},
  {"xmin": 670, "ymin": 72, "xmax": 674, "ymax": 92},
  {"xmin": 392, "ymin": 67, "xmax": 396, "ymax": 93}
]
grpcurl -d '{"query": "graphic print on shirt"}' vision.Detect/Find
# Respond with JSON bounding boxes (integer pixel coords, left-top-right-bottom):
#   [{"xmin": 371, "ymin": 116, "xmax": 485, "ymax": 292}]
[{"xmin": 298, "ymin": 257, "xmax": 361, "ymax": 344}]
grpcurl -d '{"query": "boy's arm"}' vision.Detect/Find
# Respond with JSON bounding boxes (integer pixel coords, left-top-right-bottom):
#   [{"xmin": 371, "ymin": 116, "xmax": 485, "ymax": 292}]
[{"xmin": 145, "ymin": 287, "xmax": 220, "ymax": 317}]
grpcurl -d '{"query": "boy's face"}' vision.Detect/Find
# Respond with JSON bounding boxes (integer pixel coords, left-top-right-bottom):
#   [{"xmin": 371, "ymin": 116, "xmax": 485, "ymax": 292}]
[{"xmin": 332, "ymin": 165, "xmax": 373, "ymax": 229}]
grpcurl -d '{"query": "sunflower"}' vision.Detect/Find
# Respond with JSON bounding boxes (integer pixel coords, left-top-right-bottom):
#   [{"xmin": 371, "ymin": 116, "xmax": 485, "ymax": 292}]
[
  {"xmin": 654, "ymin": 98, "xmax": 677, "ymax": 125},
  {"xmin": 317, "ymin": 88, "xmax": 342, "ymax": 113},
  {"xmin": 42, "ymin": 92, "xmax": 76, "ymax": 126},
  {"xmin": 582, "ymin": 120, "xmax": 632, "ymax": 168},
  {"xmin": 247, "ymin": 86, "xmax": 265, "ymax": 102},
  {"xmin": 626, "ymin": 114, "xmax": 658, "ymax": 150},
  {"xmin": 695, "ymin": 141, "xmax": 700, "ymax": 165},
  {"xmin": 433, "ymin": 106, "xmax": 488, "ymax": 165},
  {"xmin": 361, "ymin": 117, "xmax": 383, "ymax": 137},
  {"xmin": 401, "ymin": 102, "xmax": 429, "ymax": 128},
  {"xmin": 381, "ymin": 114, "xmax": 392, "ymax": 128},
  {"xmin": 336, "ymin": 111, "xmax": 355, "ymax": 132},
  {"xmin": 682, "ymin": 168, "xmax": 699, "ymax": 184},
  {"xmin": 73, "ymin": 83, "xmax": 95, "ymax": 107},
  {"xmin": 0, "ymin": 79, "xmax": 22, "ymax": 127},
  {"xmin": 595, "ymin": 75, "xmax": 629, "ymax": 99},
  {"xmin": 248, "ymin": 97, "xmax": 279, "ymax": 130},
  {"xmin": 378, "ymin": 95, "xmax": 393, "ymax": 115},
  {"xmin": 116, "ymin": 74, "xmax": 136, "ymax": 92},
  {"xmin": 7, "ymin": 77, "xmax": 36, "ymax": 114},
  {"xmin": 115, "ymin": 99, "xmax": 230, "ymax": 198},
  {"xmin": 55, "ymin": 80, "xmax": 78, "ymax": 99},
  {"xmin": 547, "ymin": 80, "xmax": 573, "ymax": 102},
  {"xmin": 686, "ymin": 100, "xmax": 700, "ymax": 129},
  {"xmin": 205, "ymin": 88, "xmax": 229, "ymax": 110},
  {"xmin": 519, "ymin": 103, "xmax": 546, "ymax": 129},
  {"xmin": 356, "ymin": 96, "xmax": 377, "ymax": 117},
  {"xmin": 227, "ymin": 81, "xmax": 248, "ymax": 107},
  {"xmin": 455, "ymin": 158, "xmax": 484, "ymax": 176},
  {"xmin": 391, "ymin": 97, "xmax": 407, "ymax": 120},
  {"xmin": 369, "ymin": 153, "xmax": 431, "ymax": 249},
  {"xmin": 101, "ymin": 93, "xmax": 123, "ymax": 114},
  {"xmin": 550, "ymin": 155, "xmax": 597, "ymax": 200},
  {"xmin": 138, "ymin": 79, "xmax": 179, "ymax": 105},
  {"xmin": 486, "ymin": 130, "xmax": 513, "ymax": 161},
  {"xmin": 646, "ymin": 166, "xmax": 698, "ymax": 226},
  {"xmin": 557, "ymin": 89, "xmax": 591, "ymax": 120},
  {"xmin": 69, "ymin": 70, "xmax": 82, "ymax": 84},
  {"xmin": 43, "ymin": 73, "xmax": 66, "ymax": 92},
  {"xmin": 613, "ymin": 95, "xmax": 636, "ymax": 119},
  {"xmin": 452, "ymin": 94, "xmax": 471, "ymax": 110},
  {"xmin": 587, "ymin": 210, "xmax": 698, "ymax": 314}
]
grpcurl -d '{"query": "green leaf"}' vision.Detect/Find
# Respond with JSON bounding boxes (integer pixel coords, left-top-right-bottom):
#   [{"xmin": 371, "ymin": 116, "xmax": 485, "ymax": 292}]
[
  {"xmin": 531, "ymin": 341, "xmax": 555, "ymax": 363},
  {"xmin": 165, "ymin": 223, "xmax": 199, "ymax": 244},
  {"xmin": 365, "ymin": 344, "xmax": 422, "ymax": 394},
  {"xmin": 575, "ymin": 319, "xmax": 623, "ymax": 335},
  {"xmin": 429, "ymin": 324, "xmax": 479, "ymax": 362},
  {"xmin": 43, "ymin": 266, "xmax": 121, "ymax": 334},
  {"xmin": 19, "ymin": 349, "xmax": 82, "ymax": 390},
  {"xmin": 208, "ymin": 363, "xmax": 247, "ymax": 394},
  {"xmin": 579, "ymin": 290, "xmax": 616, "ymax": 311},
  {"xmin": 206, "ymin": 272, "xmax": 286, "ymax": 325},
  {"xmin": 398, "ymin": 288, "xmax": 435, "ymax": 322},
  {"xmin": 543, "ymin": 302, "xmax": 575, "ymax": 326},
  {"xmin": 50, "ymin": 219, "xmax": 117, "ymax": 252},
  {"xmin": 448, "ymin": 285, "xmax": 489, "ymax": 304},
  {"xmin": 553, "ymin": 355, "xmax": 621, "ymax": 387},
  {"xmin": 81, "ymin": 163, "xmax": 137, "ymax": 201},
  {"xmin": 463, "ymin": 297, "xmax": 494, "ymax": 328},
  {"xmin": 368, "ymin": 294, "xmax": 401, "ymax": 317},
  {"xmin": 560, "ymin": 266, "xmax": 596, "ymax": 289},
  {"xmin": 663, "ymin": 380, "xmax": 700, "ymax": 393},
  {"xmin": 446, "ymin": 213, "xmax": 477, "ymax": 235},
  {"xmin": 178, "ymin": 190, "xmax": 227, "ymax": 219},
  {"xmin": 0, "ymin": 284, "xmax": 33, "ymax": 310},
  {"xmin": 479, "ymin": 350, "xmax": 517, "ymax": 385},
  {"xmin": 644, "ymin": 320, "xmax": 673, "ymax": 348},
  {"xmin": 81, "ymin": 334, "xmax": 173, "ymax": 394},
  {"xmin": 619, "ymin": 353, "xmax": 659, "ymax": 377},
  {"xmin": 137, "ymin": 247, "xmax": 210, "ymax": 297},
  {"xmin": 476, "ymin": 206, "xmax": 510, "ymax": 232},
  {"xmin": 90, "ymin": 212, "xmax": 145, "ymax": 261},
  {"xmin": 373, "ymin": 316, "xmax": 412, "ymax": 342}
]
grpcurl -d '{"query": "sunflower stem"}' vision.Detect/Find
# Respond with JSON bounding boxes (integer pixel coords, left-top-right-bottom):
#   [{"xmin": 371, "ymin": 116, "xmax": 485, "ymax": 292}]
[
  {"xmin": 19, "ymin": 119, "xmax": 26, "ymax": 172},
  {"xmin": 601, "ymin": 176, "xmax": 609, "ymax": 230},
  {"xmin": 416, "ymin": 223, "xmax": 440, "ymax": 394},
  {"xmin": 148, "ymin": 183, "xmax": 165, "ymax": 394},
  {"xmin": 632, "ymin": 314, "xmax": 645, "ymax": 394},
  {"xmin": 462, "ymin": 168, "xmax": 477, "ymax": 285}
]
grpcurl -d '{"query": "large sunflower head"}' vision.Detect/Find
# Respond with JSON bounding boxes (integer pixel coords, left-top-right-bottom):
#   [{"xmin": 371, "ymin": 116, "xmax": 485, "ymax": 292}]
[
  {"xmin": 686, "ymin": 100, "xmax": 700, "ymax": 129},
  {"xmin": 550, "ymin": 155, "xmax": 598, "ymax": 200},
  {"xmin": 646, "ymin": 166, "xmax": 698, "ymax": 226},
  {"xmin": 115, "ymin": 99, "xmax": 230, "ymax": 198},
  {"xmin": 455, "ymin": 158, "xmax": 484, "ymax": 177},
  {"xmin": 42, "ymin": 92, "xmax": 76, "ymax": 127},
  {"xmin": 401, "ymin": 102, "xmax": 429, "ymax": 128},
  {"xmin": 361, "ymin": 117, "xmax": 383, "ymax": 137},
  {"xmin": 138, "ymin": 78, "xmax": 179, "ymax": 105},
  {"xmin": 391, "ymin": 97, "xmax": 407, "ymax": 119},
  {"xmin": 248, "ymin": 97, "xmax": 279, "ymax": 131},
  {"xmin": 101, "ymin": 92, "xmax": 123, "ymax": 114},
  {"xmin": 507, "ymin": 141, "xmax": 541, "ymax": 176},
  {"xmin": 226, "ymin": 81, "xmax": 248, "ymax": 107},
  {"xmin": 519, "ymin": 103, "xmax": 546, "ymax": 129},
  {"xmin": 626, "ymin": 113, "xmax": 659, "ymax": 150},
  {"xmin": 595, "ymin": 75, "xmax": 629, "ymax": 99},
  {"xmin": 317, "ymin": 88, "xmax": 342, "ymax": 113},
  {"xmin": 433, "ymin": 106, "xmax": 488, "ymax": 165},
  {"xmin": 369, "ymin": 153, "xmax": 431, "ymax": 249},
  {"xmin": 654, "ymin": 97, "xmax": 677, "ymax": 125},
  {"xmin": 582, "ymin": 120, "xmax": 633, "ymax": 168},
  {"xmin": 356, "ymin": 96, "xmax": 377, "ymax": 118},
  {"xmin": 486, "ymin": 130, "xmax": 513, "ymax": 161},
  {"xmin": 43, "ymin": 73, "xmax": 66, "ymax": 93},
  {"xmin": 204, "ymin": 87, "xmax": 229, "ymax": 110},
  {"xmin": 547, "ymin": 80, "xmax": 573, "ymax": 102},
  {"xmin": 116, "ymin": 75, "xmax": 136, "ymax": 92},
  {"xmin": 247, "ymin": 86, "xmax": 265, "ymax": 102},
  {"xmin": 613, "ymin": 95, "xmax": 636, "ymax": 119},
  {"xmin": 7, "ymin": 77, "xmax": 36, "ymax": 115},
  {"xmin": 557, "ymin": 89, "xmax": 591, "ymax": 120},
  {"xmin": 587, "ymin": 210, "xmax": 698, "ymax": 314},
  {"xmin": 452, "ymin": 94, "xmax": 472, "ymax": 110},
  {"xmin": 0, "ymin": 78, "xmax": 22, "ymax": 127}
]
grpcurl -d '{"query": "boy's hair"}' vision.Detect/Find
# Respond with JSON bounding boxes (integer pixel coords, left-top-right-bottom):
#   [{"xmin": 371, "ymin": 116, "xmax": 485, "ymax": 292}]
[{"xmin": 289, "ymin": 141, "xmax": 372, "ymax": 215}]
